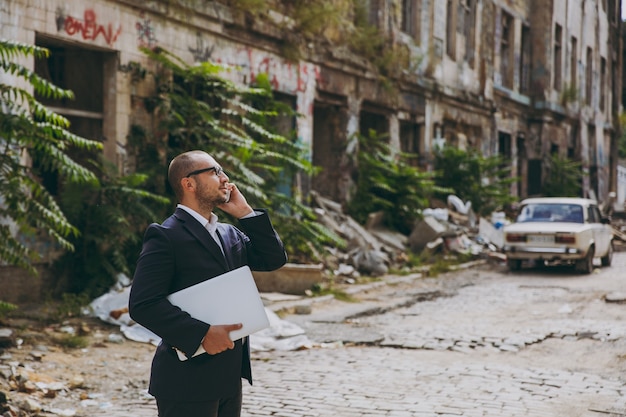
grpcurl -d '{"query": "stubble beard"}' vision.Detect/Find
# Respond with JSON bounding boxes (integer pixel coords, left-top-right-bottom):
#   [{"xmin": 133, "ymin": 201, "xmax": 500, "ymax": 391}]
[{"xmin": 197, "ymin": 184, "xmax": 228, "ymax": 212}]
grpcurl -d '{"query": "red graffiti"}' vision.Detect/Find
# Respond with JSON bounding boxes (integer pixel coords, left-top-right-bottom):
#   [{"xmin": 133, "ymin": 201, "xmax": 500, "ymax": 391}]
[{"xmin": 64, "ymin": 9, "xmax": 122, "ymax": 46}]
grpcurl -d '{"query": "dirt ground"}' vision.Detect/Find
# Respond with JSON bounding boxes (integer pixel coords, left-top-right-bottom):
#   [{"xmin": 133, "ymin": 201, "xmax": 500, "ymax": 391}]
[
  {"xmin": 0, "ymin": 312, "xmax": 157, "ymax": 416},
  {"xmin": 3, "ymin": 258, "xmax": 626, "ymax": 416}
]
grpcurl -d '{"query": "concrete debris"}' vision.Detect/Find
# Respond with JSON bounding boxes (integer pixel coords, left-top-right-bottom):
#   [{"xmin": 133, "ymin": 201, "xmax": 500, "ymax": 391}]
[
  {"xmin": 0, "ymin": 329, "xmax": 14, "ymax": 349},
  {"xmin": 311, "ymin": 192, "xmax": 505, "ymax": 278},
  {"xmin": 0, "ymin": 349, "xmax": 78, "ymax": 417}
]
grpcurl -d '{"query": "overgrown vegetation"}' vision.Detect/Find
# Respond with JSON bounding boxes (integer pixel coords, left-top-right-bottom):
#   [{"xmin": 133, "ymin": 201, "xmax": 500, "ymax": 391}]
[
  {"xmin": 434, "ymin": 146, "xmax": 517, "ymax": 217},
  {"xmin": 128, "ymin": 47, "xmax": 344, "ymax": 264},
  {"xmin": 0, "ymin": 40, "xmax": 102, "ymax": 274},
  {"xmin": 541, "ymin": 153, "xmax": 582, "ymax": 197},
  {"xmin": 346, "ymin": 130, "xmax": 443, "ymax": 235},
  {"xmin": 51, "ymin": 159, "xmax": 169, "ymax": 298},
  {"xmin": 54, "ymin": 334, "xmax": 89, "ymax": 349},
  {"xmin": 210, "ymin": 0, "xmax": 420, "ymax": 91},
  {"xmin": 0, "ymin": 301, "xmax": 18, "ymax": 321},
  {"xmin": 0, "ymin": 40, "xmax": 173, "ymax": 303}
]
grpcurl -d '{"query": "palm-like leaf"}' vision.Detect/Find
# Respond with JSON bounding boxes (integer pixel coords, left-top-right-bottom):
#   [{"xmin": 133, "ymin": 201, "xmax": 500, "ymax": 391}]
[
  {"xmin": 129, "ymin": 48, "xmax": 337, "ymax": 262},
  {"xmin": 0, "ymin": 39, "xmax": 102, "ymax": 275}
]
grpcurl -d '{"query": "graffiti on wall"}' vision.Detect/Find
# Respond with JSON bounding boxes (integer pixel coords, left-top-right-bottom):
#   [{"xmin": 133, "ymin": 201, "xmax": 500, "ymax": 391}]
[
  {"xmin": 186, "ymin": 36, "xmax": 321, "ymax": 150},
  {"xmin": 189, "ymin": 33, "xmax": 215, "ymax": 62},
  {"xmin": 55, "ymin": 8, "xmax": 121, "ymax": 46},
  {"xmin": 136, "ymin": 13, "xmax": 157, "ymax": 48}
]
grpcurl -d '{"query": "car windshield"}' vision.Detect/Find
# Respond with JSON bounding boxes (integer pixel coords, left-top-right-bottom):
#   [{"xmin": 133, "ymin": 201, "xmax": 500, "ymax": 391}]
[{"xmin": 516, "ymin": 203, "xmax": 584, "ymax": 223}]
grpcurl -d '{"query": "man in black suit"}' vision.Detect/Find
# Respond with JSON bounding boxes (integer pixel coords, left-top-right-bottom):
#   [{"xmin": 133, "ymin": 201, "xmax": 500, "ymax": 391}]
[{"xmin": 129, "ymin": 150, "xmax": 287, "ymax": 417}]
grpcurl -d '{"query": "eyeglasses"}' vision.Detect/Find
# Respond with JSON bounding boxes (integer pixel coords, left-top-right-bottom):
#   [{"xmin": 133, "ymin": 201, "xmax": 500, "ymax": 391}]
[{"xmin": 184, "ymin": 166, "xmax": 225, "ymax": 178}]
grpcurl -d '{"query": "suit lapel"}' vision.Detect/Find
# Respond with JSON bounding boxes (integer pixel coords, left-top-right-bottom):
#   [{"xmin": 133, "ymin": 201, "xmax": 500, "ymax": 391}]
[
  {"xmin": 215, "ymin": 225, "xmax": 233, "ymax": 269},
  {"xmin": 174, "ymin": 209, "xmax": 228, "ymax": 270}
]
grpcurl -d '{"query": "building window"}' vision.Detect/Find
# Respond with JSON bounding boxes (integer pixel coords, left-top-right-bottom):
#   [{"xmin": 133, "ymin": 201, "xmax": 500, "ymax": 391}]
[
  {"xmin": 609, "ymin": 0, "xmax": 617, "ymax": 23},
  {"xmin": 612, "ymin": 59, "xmax": 618, "ymax": 112},
  {"xmin": 528, "ymin": 159, "xmax": 542, "ymax": 196},
  {"xmin": 553, "ymin": 24, "xmax": 562, "ymax": 91},
  {"xmin": 34, "ymin": 38, "xmax": 108, "ymax": 194},
  {"xmin": 462, "ymin": 0, "xmax": 476, "ymax": 67},
  {"xmin": 272, "ymin": 93, "xmax": 298, "ymax": 198},
  {"xmin": 570, "ymin": 36, "xmax": 577, "ymax": 91},
  {"xmin": 356, "ymin": 0, "xmax": 380, "ymax": 27},
  {"xmin": 400, "ymin": 121, "xmax": 422, "ymax": 167},
  {"xmin": 498, "ymin": 132, "xmax": 512, "ymax": 185},
  {"xmin": 520, "ymin": 25, "xmax": 531, "ymax": 94},
  {"xmin": 368, "ymin": 0, "xmax": 380, "ymax": 27},
  {"xmin": 600, "ymin": 57, "xmax": 606, "ymax": 111},
  {"xmin": 359, "ymin": 109, "xmax": 389, "ymax": 140},
  {"xmin": 585, "ymin": 47, "xmax": 593, "ymax": 105},
  {"xmin": 446, "ymin": 0, "xmax": 456, "ymax": 58},
  {"xmin": 401, "ymin": 0, "xmax": 420, "ymax": 42},
  {"xmin": 498, "ymin": 132, "xmax": 512, "ymax": 164},
  {"xmin": 500, "ymin": 11, "xmax": 514, "ymax": 88}
]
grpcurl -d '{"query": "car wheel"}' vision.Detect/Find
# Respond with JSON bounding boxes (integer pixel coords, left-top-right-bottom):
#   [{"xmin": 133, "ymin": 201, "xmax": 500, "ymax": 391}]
[
  {"xmin": 601, "ymin": 241, "xmax": 614, "ymax": 267},
  {"xmin": 507, "ymin": 259, "xmax": 522, "ymax": 271},
  {"xmin": 576, "ymin": 245, "xmax": 595, "ymax": 274}
]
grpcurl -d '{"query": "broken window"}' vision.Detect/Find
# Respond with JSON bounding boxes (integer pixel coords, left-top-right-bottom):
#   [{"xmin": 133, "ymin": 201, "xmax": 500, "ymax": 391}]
[
  {"xmin": 34, "ymin": 37, "xmax": 108, "ymax": 195},
  {"xmin": 462, "ymin": 0, "xmax": 476, "ymax": 67},
  {"xmin": 354, "ymin": 0, "xmax": 380, "ymax": 28},
  {"xmin": 313, "ymin": 102, "xmax": 348, "ymax": 203},
  {"xmin": 520, "ymin": 25, "xmax": 531, "ymax": 94},
  {"xmin": 399, "ymin": 121, "xmax": 422, "ymax": 167},
  {"xmin": 500, "ymin": 10, "xmax": 514, "ymax": 88},
  {"xmin": 527, "ymin": 159, "xmax": 542, "ymax": 196},
  {"xmin": 359, "ymin": 109, "xmax": 389, "ymax": 140},
  {"xmin": 600, "ymin": 57, "xmax": 606, "ymax": 111},
  {"xmin": 446, "ymin": 0, "xmax": 456, "ymax": 58},
  {"xmin": 516, "ymin": 135, "xmax": 525, "ymax": 197},
  {"xmin": 588, "ymin": 124, "xmax": 598, "ymax": 197},
  {"xmin": 401, "ymin": 0, "xmax": 420, "ymax": 42},
  {"xmin": 553, "ymin": 23, "xmax": 562, "ymax": 91},
  {"xmin": 365, "ymin": 0, "xmax": 380, "ymax": 27},
  {"xmin": 609, "ymin": 0, "xmax": 617, "ymax": 23},
  {"xmin": 570, "ymin": 36, "xmax": 577, "ymax": 91},
  {"xmin": 585, "ymin": 47, "xmax": 593, "ymax": 105},
  {"xmin": 271, "ymin": 93, "xmax": 298, "ymax": 198},
  {"xmin": 498, "ymin": 132, "xmax": 512, "ymax": 161}
]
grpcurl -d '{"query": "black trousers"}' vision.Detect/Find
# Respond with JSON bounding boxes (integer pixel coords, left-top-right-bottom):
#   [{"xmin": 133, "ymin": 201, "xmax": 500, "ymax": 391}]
[{"xmin": 156, "ymin": 381, "xmax": 242, "ymax": 417}]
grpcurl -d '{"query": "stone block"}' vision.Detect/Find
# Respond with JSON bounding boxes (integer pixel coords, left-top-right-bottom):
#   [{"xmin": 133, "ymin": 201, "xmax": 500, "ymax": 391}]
[
  {"xmin": 252, "ymin": 263, "xmax": 325, "ymax": 295},
  {"xmin": 408, "ymin": 216, "xmax": 447, "ymax": 253}
]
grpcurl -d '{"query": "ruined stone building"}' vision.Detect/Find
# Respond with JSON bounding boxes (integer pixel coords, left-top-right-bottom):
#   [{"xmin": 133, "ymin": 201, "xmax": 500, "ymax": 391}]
[{"xmin": 1, "ymin": 0, "xmax": 622, "ymax": 207}]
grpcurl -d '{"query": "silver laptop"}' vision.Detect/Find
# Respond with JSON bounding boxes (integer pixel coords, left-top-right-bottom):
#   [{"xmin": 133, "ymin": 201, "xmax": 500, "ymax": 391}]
[{"xmin": 167, "ymin": 265, "xmax": 269, "ymax": 360}]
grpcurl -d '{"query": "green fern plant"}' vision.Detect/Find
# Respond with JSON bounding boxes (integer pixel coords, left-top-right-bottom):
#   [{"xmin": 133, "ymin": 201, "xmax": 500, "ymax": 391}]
[
  {"xmin": 542, "ymin": 153, "xmax": 582, "ymax": 197},
  {"xmin": 52, "ymin": 157, "xmax": 170, "ymax": 298},
  {"xmin": 128, "ymin": 48, "xmax": 344, "ymax": 263},
  {"xmin": 0, "ymin": 39, "xmax": 102, "ymax": 274},
  {"xmin": 434, "ymin": 146, "xmax": 518, "ymax": 216},
  {"xmin": 346, "ymin": 130, "xmax": 444, "ymax": 235}
]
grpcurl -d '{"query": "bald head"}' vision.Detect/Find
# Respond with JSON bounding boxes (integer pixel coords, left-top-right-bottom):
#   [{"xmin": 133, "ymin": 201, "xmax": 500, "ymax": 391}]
[{"xmin": 168, "ymin": 150, "xmax": 211, "ymax": 201}]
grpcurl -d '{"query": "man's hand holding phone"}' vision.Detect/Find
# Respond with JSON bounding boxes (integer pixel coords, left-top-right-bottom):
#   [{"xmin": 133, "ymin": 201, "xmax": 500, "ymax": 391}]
[{"xmin": 218, "ymin": 183, "xmax": 254, "ymax": 218}]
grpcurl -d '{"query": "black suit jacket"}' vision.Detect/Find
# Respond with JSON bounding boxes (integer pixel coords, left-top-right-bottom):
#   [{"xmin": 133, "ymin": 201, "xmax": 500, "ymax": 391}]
[{"xmin": 129, "ymin": 208, "xmax": 287, "ymax": 401}]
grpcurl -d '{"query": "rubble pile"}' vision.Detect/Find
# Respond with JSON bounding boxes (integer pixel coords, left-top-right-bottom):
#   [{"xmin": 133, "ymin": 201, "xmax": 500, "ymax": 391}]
[
  {"xmin": 310, "ymin": 191, "xmax": 504, "ymax": 280},
  {"xmin": 0, "ymin": 323, "xmax": 113, "ymax": 417}
]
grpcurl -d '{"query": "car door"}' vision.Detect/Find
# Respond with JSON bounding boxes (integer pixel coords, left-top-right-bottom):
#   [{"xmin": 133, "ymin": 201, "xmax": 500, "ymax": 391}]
[{"xmin": 587, "ymin": 205, "xmax": 611, "ymax": 255}]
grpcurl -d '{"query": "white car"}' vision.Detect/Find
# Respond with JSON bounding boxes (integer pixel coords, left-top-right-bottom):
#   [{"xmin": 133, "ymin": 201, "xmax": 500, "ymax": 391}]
[{"xmin": 502, "ymin": 197, "xmax": 614, "ymax": 273}]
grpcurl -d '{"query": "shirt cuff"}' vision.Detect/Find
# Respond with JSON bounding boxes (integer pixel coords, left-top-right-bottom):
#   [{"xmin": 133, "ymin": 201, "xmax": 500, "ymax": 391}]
[{"xmin": 240, "ymin": 209, "xmax": 261, "ymax": 219}]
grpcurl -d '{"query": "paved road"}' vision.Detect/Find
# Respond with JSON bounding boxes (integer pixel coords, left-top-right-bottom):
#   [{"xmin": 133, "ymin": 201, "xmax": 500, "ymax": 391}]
[{"xmin": 71, "ymin": 253, "xmax": 626, "ymax": 416}]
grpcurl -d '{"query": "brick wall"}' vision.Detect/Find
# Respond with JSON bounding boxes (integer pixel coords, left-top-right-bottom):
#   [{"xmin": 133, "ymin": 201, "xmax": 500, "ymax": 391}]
[{"xmin": 0, "ymin": 265, "xmax": 55, "ymax": 305}]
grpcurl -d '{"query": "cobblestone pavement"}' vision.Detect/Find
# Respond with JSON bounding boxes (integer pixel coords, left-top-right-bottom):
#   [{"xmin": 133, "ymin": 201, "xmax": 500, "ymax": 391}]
[
  {"xmin": 8, "ymin": 253, "xmax": 626, "ymax": 417},
  {"xmin": 245, "ymin": 347, "xmax": 625, "ymax": 417},
  {"xmin": 82, "ymin": 253, "xmax": 626, "ymax": 417}
]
